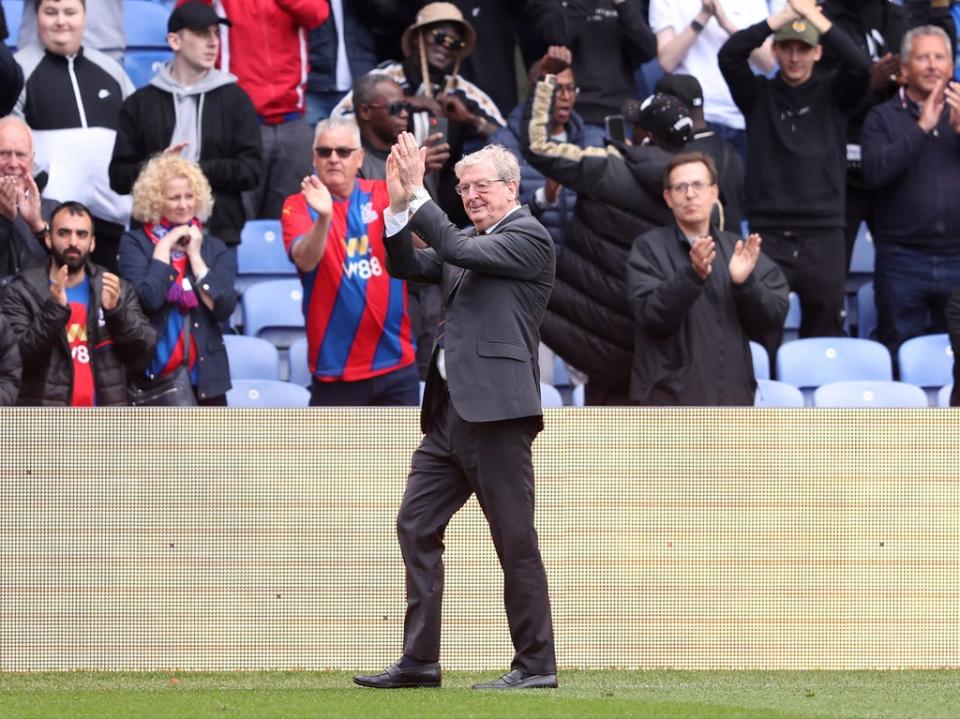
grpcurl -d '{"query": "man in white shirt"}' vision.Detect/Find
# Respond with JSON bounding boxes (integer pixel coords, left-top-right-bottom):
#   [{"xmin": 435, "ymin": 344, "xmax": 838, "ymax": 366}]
[{"xmin": 649, "ymin": 0, "xmax": 780, "ymax": 157}]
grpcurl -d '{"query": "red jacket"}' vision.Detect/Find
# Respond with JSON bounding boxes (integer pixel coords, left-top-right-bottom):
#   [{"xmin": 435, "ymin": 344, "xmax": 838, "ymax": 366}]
[{"xmin": 179, "ymin": 0, "xmax": 329, "ymax": 123}]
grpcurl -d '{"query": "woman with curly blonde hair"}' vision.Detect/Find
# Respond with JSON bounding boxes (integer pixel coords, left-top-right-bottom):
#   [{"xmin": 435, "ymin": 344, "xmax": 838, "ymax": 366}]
[{"xmin": 118, "ymin": 155, "xmax": 236, "ymax": 405}]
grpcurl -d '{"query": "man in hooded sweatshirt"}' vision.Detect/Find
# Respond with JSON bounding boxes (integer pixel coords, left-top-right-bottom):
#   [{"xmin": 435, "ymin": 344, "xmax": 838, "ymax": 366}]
[{"xmin": 108, "ymin": 1, "xmax": 262, "ymax": 249}]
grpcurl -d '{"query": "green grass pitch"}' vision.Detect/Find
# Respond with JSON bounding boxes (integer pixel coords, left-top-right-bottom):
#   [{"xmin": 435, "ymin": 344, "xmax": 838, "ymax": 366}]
[{"xmin": 1, "ymin": 670, "xmax": 959, "ymax": 718}]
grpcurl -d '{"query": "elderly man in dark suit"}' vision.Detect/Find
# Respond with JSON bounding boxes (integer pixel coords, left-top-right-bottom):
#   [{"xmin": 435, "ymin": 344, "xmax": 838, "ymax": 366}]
[{"xmin": 353, "ymin": 134, "xmax": 557, "ymax": 691}]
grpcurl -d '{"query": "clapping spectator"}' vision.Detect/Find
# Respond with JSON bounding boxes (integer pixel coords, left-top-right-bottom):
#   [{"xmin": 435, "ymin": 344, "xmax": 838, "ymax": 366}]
[
  {"xmin": 1, "ymin": 201, "xmax": 156, "ymax": 406},
  {"xmin": 118, "ymin": 155, "xmax": 237, "ymax": 405},
  {"xmin": 861, "ymin": 25, "xmax": 960, "ymax": 354},
  {"xmin": 0, "ymin": 118, "xmax": 55, "ymax": 280}
]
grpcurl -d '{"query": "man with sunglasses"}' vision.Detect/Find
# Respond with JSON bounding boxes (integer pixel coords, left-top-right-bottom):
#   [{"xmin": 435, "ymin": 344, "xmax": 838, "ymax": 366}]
[
  {"xmin": 280, "ymin": 117, "xmax": 418, "ymax": 407},
  {"xmin": 627, "ymin": 152, "xmax": 788, "ymax": 405},
  {"xmin": 353, "ymin": 137, "xmax": 557, "ymax": 690},
  {"xmin": 331, "ymin": 3, "xmax": 505, "ymax": 227}
]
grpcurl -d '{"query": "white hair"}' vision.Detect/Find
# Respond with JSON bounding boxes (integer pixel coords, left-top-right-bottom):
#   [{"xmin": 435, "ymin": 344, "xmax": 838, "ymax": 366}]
[
  {"xmin": 454, "ymin": 144, "xmax": 520, "ymax": 183},
  {"xmin": 901, "ymin": 25, "xmax": 953, "ymax": 60},
  {"xmin": 313, "ymin": 116, "xmax": 361, "ymax": 146}
]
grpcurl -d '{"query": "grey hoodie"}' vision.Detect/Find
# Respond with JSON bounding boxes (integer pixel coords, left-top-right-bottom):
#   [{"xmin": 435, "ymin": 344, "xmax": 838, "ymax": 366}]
[{"xmin": 150, "ymin": 65, "xmax": 237, "ymax": 163}]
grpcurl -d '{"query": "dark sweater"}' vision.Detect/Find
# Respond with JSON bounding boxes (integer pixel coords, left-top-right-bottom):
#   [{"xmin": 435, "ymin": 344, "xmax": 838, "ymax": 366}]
[
  {"xmin": 718, "ymin": 20, "xmax": 871, "ymax": 231},
  {"xmin": 861, "ymin": 88, "xmax": 960, "ymax": 251}
]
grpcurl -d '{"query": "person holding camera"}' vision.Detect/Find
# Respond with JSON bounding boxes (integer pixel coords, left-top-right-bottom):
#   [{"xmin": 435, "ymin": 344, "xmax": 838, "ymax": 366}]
[{"xmin": 118, "ymin": 155, "xmax": 237, "ymax": 405}]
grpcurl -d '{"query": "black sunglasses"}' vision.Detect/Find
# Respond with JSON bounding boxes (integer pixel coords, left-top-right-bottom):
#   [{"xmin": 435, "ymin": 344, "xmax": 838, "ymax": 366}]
[
  {"xmin": 314, "ymin": 146, "xmax": 359, "ymax": 159},
  {"xmin": 365, "ymin": 101, "xmax": 413, "ymax": 116},
  {"xmin": 429, "ymin": 29, "xmax": 464, "ymax": 52}
]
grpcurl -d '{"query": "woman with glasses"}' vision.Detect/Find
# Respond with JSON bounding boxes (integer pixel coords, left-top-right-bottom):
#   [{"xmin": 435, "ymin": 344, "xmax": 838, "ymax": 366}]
[{"xmin": 118, "ymin": 154, "xmax": 237, "ymax": 405}]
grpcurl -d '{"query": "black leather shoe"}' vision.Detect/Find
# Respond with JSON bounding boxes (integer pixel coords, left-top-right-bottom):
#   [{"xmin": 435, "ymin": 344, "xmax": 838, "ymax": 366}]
[
  {"xmin": 472, "ymin": 669, "xmax": 558, "ymax": 690},
  {"xmin": 353, "ymin": 660, "xmax": 441, "ymax": 689}
]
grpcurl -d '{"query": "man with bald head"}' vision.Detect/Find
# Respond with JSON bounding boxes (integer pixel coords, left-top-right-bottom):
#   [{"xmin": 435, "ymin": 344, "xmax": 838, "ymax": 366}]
[{"xmin": 0, "ymin": 117, "xmax": 55, "ymax": 280}]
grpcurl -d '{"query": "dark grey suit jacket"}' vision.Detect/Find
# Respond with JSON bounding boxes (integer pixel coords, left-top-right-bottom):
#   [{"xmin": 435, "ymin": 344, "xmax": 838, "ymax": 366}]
[{"xmin": 384, "ymin": 201, "xmax": 555, "ymax": 432}]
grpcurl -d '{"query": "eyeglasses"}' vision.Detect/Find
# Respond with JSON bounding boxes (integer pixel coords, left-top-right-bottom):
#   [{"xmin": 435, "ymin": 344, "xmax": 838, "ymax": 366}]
[
  {"xmin": 555, "ymin": 83, "xmax": 580, "ymax": 97},
  {"xmin": 429, "ymin": 29, "xmax": 464, "ymax": 52},
  {"xmin": 454, "ymin": 178, "xmax": 508, "ymax": 196},
  {"xmin": 667, "ymin": 180, "xmax": 715, "ymax": 195},
  {"xmin": 365, "ymin": 101, "xmax": 412, "ymax": 116},
  {"xmin": 314, "ymin": 146, "xmax": 359, "ymax": 159}
]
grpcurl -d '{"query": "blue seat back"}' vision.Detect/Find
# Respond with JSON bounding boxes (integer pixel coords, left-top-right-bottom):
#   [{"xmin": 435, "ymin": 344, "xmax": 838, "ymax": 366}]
[
  {"xmin": 241, "ymin": 278, "xmax": 305, "ymax": 349},
  {"xmin": 754, "ymin": 379, "xmax": 804, "ymax": 407},
  {"xmin": 227, "ymin": 379, "xmax": 310, "ymax": 408},
  {"xmin": 750, "ymin": 341, "xmax": 769, "ymax": 381},
  {"xmin": 898, "ymin": 333, "xmax": 953, "ymax": 389},
  {"xmin": 124, "ymin": 49, "xmax": 173, "ymax": 88},
  {"xmin": 124, "ymin": 0, "xmax": 174, "ymax": 48},
  {"xmin": 813, "ymin": 380, "xmax": 928, "ymax": 408},
  {"xmin": 238, "ymin": 220, "xmax": 297, "ymax": 276},
  {"xmin": 223, "ymin": 335, "xmax": 280, "ymax": 381},
  {"xmin": 776, "ymin": 337, "xmax": 893, "ymax": 391}
]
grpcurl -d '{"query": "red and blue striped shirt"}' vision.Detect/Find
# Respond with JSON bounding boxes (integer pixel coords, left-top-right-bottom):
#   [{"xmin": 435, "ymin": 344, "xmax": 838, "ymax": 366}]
[{"xmin": 282, "ymin": 178, "xmax": 415, "ymax": 382}]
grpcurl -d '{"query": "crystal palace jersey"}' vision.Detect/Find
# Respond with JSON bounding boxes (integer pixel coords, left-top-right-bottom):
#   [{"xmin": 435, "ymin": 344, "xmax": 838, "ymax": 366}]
[{"xmin": 281, "ymin": 178, "xmax": 415, "ymax": 382}]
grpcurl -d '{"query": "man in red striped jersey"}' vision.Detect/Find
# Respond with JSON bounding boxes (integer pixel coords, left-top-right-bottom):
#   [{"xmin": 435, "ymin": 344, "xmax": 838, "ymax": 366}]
[{"xmin": 281, "ymin": 116, "xmax": 419, "ymax": 406}]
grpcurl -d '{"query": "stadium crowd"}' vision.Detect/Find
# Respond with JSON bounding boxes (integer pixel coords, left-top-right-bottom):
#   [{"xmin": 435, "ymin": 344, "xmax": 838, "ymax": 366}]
[{"xmin": 1, "ymin": 0, "xmax": 960, "ymax": 407}]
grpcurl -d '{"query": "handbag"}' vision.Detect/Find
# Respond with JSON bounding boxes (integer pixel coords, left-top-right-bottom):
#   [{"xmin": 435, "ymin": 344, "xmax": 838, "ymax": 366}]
[{"xmin": 128, "ymin": 318, "xmax": 198, "ymax": 407}]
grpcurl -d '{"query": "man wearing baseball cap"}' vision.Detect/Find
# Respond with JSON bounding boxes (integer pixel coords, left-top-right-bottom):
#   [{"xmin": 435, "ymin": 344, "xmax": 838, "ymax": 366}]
[
  {"xmin": 109, "ymin": 1, "xmax": 262, "ymax": 249},
  {"xmin": 656, "ymin": 73, "xmax": 743, "ymax": 233},
  {"xmin": 719, "ymin": 0, "xmax": 871, "ymax": 358}
]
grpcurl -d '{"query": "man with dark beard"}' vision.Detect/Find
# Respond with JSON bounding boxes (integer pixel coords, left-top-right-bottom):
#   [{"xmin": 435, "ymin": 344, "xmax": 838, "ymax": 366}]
[{"xmin": 1, "ymin": 201, "xmax": 155, "ymax": 405}]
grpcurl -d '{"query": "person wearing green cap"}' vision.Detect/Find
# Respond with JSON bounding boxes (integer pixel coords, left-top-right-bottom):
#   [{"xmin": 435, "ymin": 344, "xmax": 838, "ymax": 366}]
[{"xmin": 718, "ymin": 0, "xmax": 871, "ymax": 361}]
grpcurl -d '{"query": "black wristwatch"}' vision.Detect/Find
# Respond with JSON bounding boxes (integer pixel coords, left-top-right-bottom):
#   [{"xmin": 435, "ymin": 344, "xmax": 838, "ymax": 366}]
[
  {"xmin": 691, "ymin": 18, "xmax": 705, "ymax": 33},
  {"xmin": 33, "ymin": 222, "xmax": 49, "ymax": 241}
]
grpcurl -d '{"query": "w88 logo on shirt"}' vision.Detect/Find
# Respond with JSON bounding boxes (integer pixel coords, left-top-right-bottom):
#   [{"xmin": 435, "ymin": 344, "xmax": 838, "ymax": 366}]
[{"xmin": 342, "ymin": 233, "xmax": 384, "ymax": 279}]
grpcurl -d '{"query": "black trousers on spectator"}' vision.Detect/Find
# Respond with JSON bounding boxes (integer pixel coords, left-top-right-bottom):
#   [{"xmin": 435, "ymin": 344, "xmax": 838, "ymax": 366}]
[
  {"xmin": 843, "ymin": 183, "xmax": 875, "ymax": 270},
  {"xmin": 758, "ymin": 227, "xmax": 846, "ymax": 361},
  {"xmin": 947, "ymin": 289, "xmax": 960, "ymax": 407},
  {"xmin": 396, "ymin": 390, "xmax": 556, "ymax": 675}
]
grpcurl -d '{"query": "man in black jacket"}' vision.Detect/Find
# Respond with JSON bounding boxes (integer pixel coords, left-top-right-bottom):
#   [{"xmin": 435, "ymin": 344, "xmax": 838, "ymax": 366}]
[
  {"xmin": 521, "ymin": 59, "xmax": 681, "ymax": 405},
  {"xmin": 0, "ymin": 312, "xmax": 21, "ymax": 406},
  {"xmin": 861, "ymin": 24, "xmax": 960, "ymax": 354},
  {"xmin": 719, "ymin": 0, "xmax": 871, "ymax": 355},
  {"xmin": 0, "ymin": 117, "xmax": 54, "ymax": 280},
  {"xmin": 1, "ymin": 201, "xmax": 155, "ymax": 406},
  {"xmin": 627, "ymin": 152, "xmax": 788, "ymax": 405},
  {"xmin": 109, "ymin": 2, "xmax": 262, "ymax": 248}
]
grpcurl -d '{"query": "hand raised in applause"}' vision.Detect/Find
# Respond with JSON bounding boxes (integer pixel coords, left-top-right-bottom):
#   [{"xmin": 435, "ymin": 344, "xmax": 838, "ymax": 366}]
[
  {"xmin": 301, "ymin": 175, "xmax": 333, "ymax": 218},
  {"xmin": 540, "ymin": 45, "xmax": 572, "ymax": 76},
  {"xmin": 49, "ymin": 264, "xmax": 68, "ymax": 307},
  {"xmin": 100, "ymin": 272, "xmax": 121, "ymax": 311},
  {"xmin": 690, "ymin": 235, "xmax": 716, "ymax": 280},
  {"xmin": 728, "ymin": 233, "xmax": 762, "ymax": 286},
  {"xmin": 390, "ymin": 131, "xmax": 427, "ymax": 196}
]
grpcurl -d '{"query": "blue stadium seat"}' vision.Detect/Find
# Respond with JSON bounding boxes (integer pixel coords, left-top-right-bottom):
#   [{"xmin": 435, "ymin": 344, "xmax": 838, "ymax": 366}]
[
  {"xmin": 856, "ymin": 281, "xmax": 876, "ymax": 339},
  {"xmin": 897, "ymin": 334, "xmax": 952, "ymax": 390},
  {"xmin": 540, "ymin": 382, "xmax": 563, "ymax": 408},
  {"xmin": 776, "ymin": 337, "xmax": 893, "ymax": 401},
  {"xmin": 124, "ymin": 49, "xmax": 172, "ymax": 88},
  {"xmin": 241, "ymin": 278, "xmax": 305, "ymax": 349},
  {"xmin": 124, "ymin": 0, "xmax": 174, "ymax": 48},
  {"xmin": 3, "ymin": 0, "xmax": 22, "ymax": 49},
  {"xmin": 938, "ymin": 384, "xmax": 953, "ymax": 407},
  {"xmin": 571, "ymin": 383, "xmax": 585, "ymax": 407},
  {"xmin": 639, "ymin": 59, "xmax": 663, "ymax": 95},
  {"xmin": 287, "ymin": 336, "xmax": 310, "ymax": 387},
  {"xmin": 754, "ymin": 379, "xmax": 804, "ymax": 407},
  {"xmin": 813, "ymin": 380, "xmax": 928, "ymax": 408},
  {"xmin": 750, "ymin": 340, "xmax": 770, "ymax": 380},
  {"xmin": 237, "ymin": 219, "xmax": 296, "ymax": 283},
  {"xmin": 849, "ymin": 222, "xmax": 875, "ymax": 276},
  {"xmin": 227, "ymin": 379, "xmax": 310, "ymax": 408},
  {"xmin": 223, "ymin": 334, "xmax": 280, "ymax": 381},
  {"xmin": 783, "ymin": 292, "xmax": 800, "ymax": 343}
]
